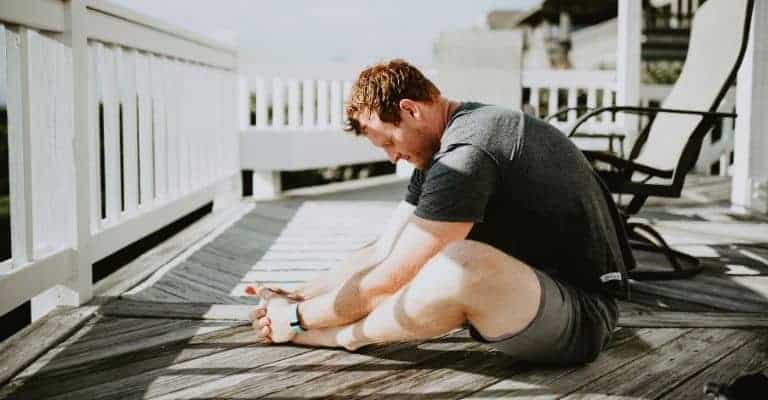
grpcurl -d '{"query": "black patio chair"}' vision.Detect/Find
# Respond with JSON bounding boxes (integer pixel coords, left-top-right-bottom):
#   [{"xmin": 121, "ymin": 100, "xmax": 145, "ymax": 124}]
[{"xmin": 548, "ymin": 0, "xmax": 755, "ymax": 280}]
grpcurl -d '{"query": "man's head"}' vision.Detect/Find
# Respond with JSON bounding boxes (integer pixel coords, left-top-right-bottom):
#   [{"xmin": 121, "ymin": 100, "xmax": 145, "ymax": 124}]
[{"xmin": 345, "ymin": 59, "xmax": 449, "ymax": 170}]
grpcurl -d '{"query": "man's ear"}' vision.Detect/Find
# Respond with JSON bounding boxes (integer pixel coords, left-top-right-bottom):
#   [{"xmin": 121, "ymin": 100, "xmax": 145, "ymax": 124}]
[{"xmin": 399, "ymin": 99, "xmax": 419, "ymax": 119}]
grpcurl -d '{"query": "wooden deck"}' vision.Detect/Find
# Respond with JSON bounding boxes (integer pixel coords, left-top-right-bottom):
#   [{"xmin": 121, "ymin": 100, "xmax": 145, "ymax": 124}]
[{"xmin": 2, "ymin": 175, "xmax": 768, "ymax": 399}]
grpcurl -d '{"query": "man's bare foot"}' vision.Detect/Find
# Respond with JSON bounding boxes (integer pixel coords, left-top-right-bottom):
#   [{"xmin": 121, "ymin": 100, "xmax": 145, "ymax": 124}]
[
  {"xmin": 292, "ymin": 325, "xmax": 357, "ymax": 350},
  {"xmin": 245, "ymin": 285, "xmax": 304, "ymax": 302}
]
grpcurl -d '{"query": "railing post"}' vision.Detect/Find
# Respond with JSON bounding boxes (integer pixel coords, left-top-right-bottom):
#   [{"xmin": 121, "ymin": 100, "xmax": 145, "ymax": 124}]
[
  {"xmin": 5, "ymin": 28, "xmax": 35, "ymax": 270},
  {"xmin": 38, "ymin": 0, "xmax": 93, "ymax": 314},
  {"xmin": 68, "ymin": 0, "xmax": 93, "ymax": 305}
]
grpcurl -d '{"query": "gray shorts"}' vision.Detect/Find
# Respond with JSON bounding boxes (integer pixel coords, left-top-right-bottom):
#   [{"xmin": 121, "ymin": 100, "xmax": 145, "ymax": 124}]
[{"xmin": 468, "ymin": 268, "xmax": 618, "ymax": 365}]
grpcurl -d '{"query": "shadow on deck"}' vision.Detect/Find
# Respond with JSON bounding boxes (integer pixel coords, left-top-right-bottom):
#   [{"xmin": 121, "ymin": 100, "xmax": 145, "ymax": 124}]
[{"xmin": 2, "ymin": 175, "xmax": 768, "ymax": 399}]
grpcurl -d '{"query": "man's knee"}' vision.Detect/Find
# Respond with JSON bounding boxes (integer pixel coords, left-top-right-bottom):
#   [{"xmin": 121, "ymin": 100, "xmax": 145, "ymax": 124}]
[{"xmin": 421, "ymin": 240, "xmax": 529, "ymax": 293}]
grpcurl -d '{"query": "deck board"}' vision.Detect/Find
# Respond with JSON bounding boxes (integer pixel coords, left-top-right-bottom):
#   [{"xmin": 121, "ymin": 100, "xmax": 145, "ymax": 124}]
[{"xmin": 2, "ymin": 176, "xmax": 768, "ymax": 399}]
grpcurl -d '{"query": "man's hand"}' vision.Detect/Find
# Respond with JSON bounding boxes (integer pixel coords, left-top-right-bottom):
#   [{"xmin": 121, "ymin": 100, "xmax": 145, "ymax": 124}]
[{"xmin": 247, "ymin": 285, "xmax": 303, "ymax": 344}]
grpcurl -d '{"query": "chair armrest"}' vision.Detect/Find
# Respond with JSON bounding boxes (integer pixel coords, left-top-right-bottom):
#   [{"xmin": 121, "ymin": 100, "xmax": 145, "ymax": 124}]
[
  {"xmin": 584, "ymin": 150, "xmax": 673, "ymax": 179},
  {"xmin": 567, "ymin": 106, "xmax": 737, "ymax": 138},
  {"xmin": 544, "ymin": 106, "xmax": 594, "ymax": 123}
]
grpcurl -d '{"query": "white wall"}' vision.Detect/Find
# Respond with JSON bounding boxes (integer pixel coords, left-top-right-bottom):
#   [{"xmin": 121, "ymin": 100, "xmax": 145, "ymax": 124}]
[
  {"xmin": 570, "ymin": 18, "xmax": 618, "ymax": 70},
  {"xmin": 433, "ymin": 30, "xmax": 523, "ymax": 109}
]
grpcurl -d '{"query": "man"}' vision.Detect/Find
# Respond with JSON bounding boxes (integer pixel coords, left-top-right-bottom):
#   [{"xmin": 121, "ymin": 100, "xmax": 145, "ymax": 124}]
[{"xmin": 249, "ymin": 59, "xmax": 631, "ymax": 365}]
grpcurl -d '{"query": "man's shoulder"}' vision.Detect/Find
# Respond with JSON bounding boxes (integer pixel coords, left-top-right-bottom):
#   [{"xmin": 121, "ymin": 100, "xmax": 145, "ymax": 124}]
[
  {"xmin": 450, "ymin": 103, "xmax": 524, "ymax": 128},
  {"xmin": 439, "ymin": 103, "xmax": 525, "ymax": 164}
]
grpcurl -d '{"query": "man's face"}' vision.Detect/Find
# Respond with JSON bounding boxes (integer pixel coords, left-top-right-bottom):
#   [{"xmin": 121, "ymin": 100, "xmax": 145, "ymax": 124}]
[{"xmin": 357, "ymin": 109, "xmax": 437, "ymax": 170}]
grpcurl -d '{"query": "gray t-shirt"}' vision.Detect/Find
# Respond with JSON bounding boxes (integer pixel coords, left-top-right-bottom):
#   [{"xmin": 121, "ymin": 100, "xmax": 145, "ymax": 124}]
[{"xmin": 406, "ymin": 102, "xmax": 632, "ymax": 292}]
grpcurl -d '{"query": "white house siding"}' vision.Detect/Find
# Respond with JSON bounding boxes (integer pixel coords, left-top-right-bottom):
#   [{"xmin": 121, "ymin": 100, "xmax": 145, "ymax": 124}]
[{"xmin": 569, "ymin": 18, "xmax": 618, "ymax": 70}]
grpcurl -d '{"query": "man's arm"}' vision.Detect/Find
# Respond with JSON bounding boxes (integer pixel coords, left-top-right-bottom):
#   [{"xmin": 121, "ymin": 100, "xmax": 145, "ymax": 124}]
[
  {"xmin": 292, "ymin": 201, "xmax": 416, "ymax": 300},
  {"xmin": 296, "ymin": 215, "xmax": 473, "ymax": 329}
]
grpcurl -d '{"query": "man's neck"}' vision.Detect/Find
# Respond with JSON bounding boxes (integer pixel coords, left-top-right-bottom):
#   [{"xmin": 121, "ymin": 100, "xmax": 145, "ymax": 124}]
[{"xmin": 436, "ymin": 97, "xmax": 461, "ymax": 141}]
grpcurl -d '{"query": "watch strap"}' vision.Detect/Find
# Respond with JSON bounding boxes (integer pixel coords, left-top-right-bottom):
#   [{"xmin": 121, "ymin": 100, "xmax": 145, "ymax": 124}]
[{"xmin": 289, "ymin": 302, "xmax": 306, "ymax": 334}]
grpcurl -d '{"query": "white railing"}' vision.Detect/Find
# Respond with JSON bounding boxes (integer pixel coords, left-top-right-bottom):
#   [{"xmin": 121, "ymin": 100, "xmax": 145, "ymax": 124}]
[
  {"xmin": 522, "ymin": 70, "xmax": 736, "ymax": 176},
  {"xmin": 239, "ymin": 66, "xmax": 736, "ymax": 199},
  {"xmin": 245, "ymin": 77, "xmax": 354, "ymax": 131},
  {"xmin": 0, "ymin": 0, "xmax": 241, "ymax": 320},
  {"xmin": 239, "ymin": 76, "xmax": 387, "ymax": 198},
  {"xmin": 522, "ymin": 69, "xmax": 619, "ymax": 134}
]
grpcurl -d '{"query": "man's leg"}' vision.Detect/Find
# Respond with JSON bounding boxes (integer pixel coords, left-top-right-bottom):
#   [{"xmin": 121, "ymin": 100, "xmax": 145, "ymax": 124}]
[{"xmin": 293, "ymin": 240, "xmax": 541, "ymax": 350}]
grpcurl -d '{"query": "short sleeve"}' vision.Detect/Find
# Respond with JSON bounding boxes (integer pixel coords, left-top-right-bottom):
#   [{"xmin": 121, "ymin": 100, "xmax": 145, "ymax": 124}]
[
  {"xmin": 414, "ymin": 145, "xmax": 498, "ymax": 222},
  {"xmin": 404, "ymin": 168, "xmax": 425, "ymax": 206}
]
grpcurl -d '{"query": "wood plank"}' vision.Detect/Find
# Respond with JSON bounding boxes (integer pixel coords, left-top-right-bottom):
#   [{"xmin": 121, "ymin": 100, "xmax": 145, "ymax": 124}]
[
  {"xmin": 652, "ymin": 274, "xmax": 768, "ymax": 305},
  {"xmin": 49, "ymin": 338, "xmax": 312, "ymax": 399},
  {"xmin": 273, "ymin": 343, "xmax": 508, "ymax": 400},
  {"xmin": 631, "ymin": 280, "xmax": 768, "ymax": 312},
  {"xmin": 98, "ymin": 299, "xmax": 256, "ymax": 321},
  {"xmin": 256, "ymin": 333, "xmax": 475, "ymax": 400},
  {"xmin": 127, "ymin": 285, "xmax": 190, "ymax": 303},
  {"xmin": 93, "ymin": 201, "xmax": 252, "ymax": 297},
  {"xmin": 11, "ymin": 317, "xmax": 215, "ymax": 379},
  {"xmin": 132, "ymin": 274, "xmax": 243, "ymax": 304},
  {"xmin": 619, "ymin": 311, "xmax": 768, "ymax": 328},
  {"xmin": 183, "ymin": 253, "xmax": 256, "ymax": 278},
  {"xmin": 165, "ymin": 264, "xmax": 248, "ymax": 297},
  {"xmin": 0, "ymin": 305, "xmax": 97, "ymax": 388},
  {"xmin": 559, "ymin": 329, "xmax": 756, "ymax": 399},
  {"xmin": 659, "ymin": 330, "xmax": 768, "ymax": 400},
  {"xmin": 1, "ymin": 324, "xmax": 253, "ymax": 399},
  {"xmin": 462, "ymin": 328, "xmax": 689, "ymax": 399},
  {"xmin": 622, "ymin": 288, "xmax": 725, "ymax": 312},
  {"xmin": 158, "ymin": 330, "xmax": 475, "ymax": 400}
]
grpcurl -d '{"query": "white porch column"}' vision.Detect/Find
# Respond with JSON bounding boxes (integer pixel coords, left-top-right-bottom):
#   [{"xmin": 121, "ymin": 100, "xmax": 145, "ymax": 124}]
[
  {"xmin": 617, "ymin": 0, "xmax": 642, "ymax": 151},
  {"xmin": 732, "ymin": 1, "xmax": 768, "ymax": 214}
]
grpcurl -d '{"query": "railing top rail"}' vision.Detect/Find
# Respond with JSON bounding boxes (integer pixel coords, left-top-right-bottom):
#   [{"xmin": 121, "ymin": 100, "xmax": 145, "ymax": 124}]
[
  {"xmin": 85, "ymin": 0, "xmax": 236, "ymax": 55},
  {"xmin": 0, "ymin": 0, "xmax": 236, "ymax": 69}
]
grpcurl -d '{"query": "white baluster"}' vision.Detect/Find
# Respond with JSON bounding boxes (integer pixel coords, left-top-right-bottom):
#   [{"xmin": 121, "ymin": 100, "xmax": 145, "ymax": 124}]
[
  {"xmin": 287, "ymin": 79, "xmax": 300, "ymax": 128},
  {"xmin": 135, "ymin": 51, "xmax": 154, "ymax": 210},
  {"xmin": 529, "ymin": 86, "xmax": 539, "ymax": 117},
  {"xmin": 586, "ymin": 87, "xmax": 597, "ymax": 132},
  {"xmin": 330, "ymin": 80, "xmax": 343, "ymax": 127},
  {"xmin": 102, "ymin": 45, "xmax": 121, "ymax": 223},
  {"xmin": 117, "ymin": 48, "xmax": 139, "ymax": 216},
  {"xmin": 547, "ymin": 86, "xmax": 558, "ymax": 125},
  {"xmin": 343, "ymin": 80, "xmax": 353, "ymax": 120},
  {"xmin": 567, "ymin": 87, "xmax": 578, "ymax": 126},
  {"xmin": 302, "ymin": 79, "xmax": 316, "ymax": 128},
  {"xmin": 317, "ymin": 80, "xmax": 329, "ymax": 128},
  {"xmin": 272, "ymin": 77, "xmax": 285, "ymax": 127},
  {"xmin": 255, "ymin": 77, "xmax": 267, "ymax": 129}
]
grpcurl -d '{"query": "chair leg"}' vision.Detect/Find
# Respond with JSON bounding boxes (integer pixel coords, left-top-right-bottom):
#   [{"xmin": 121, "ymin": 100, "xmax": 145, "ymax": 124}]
[{"xmin": 626, "ymin": 221, "xmax": 703, "ymax": 280}]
